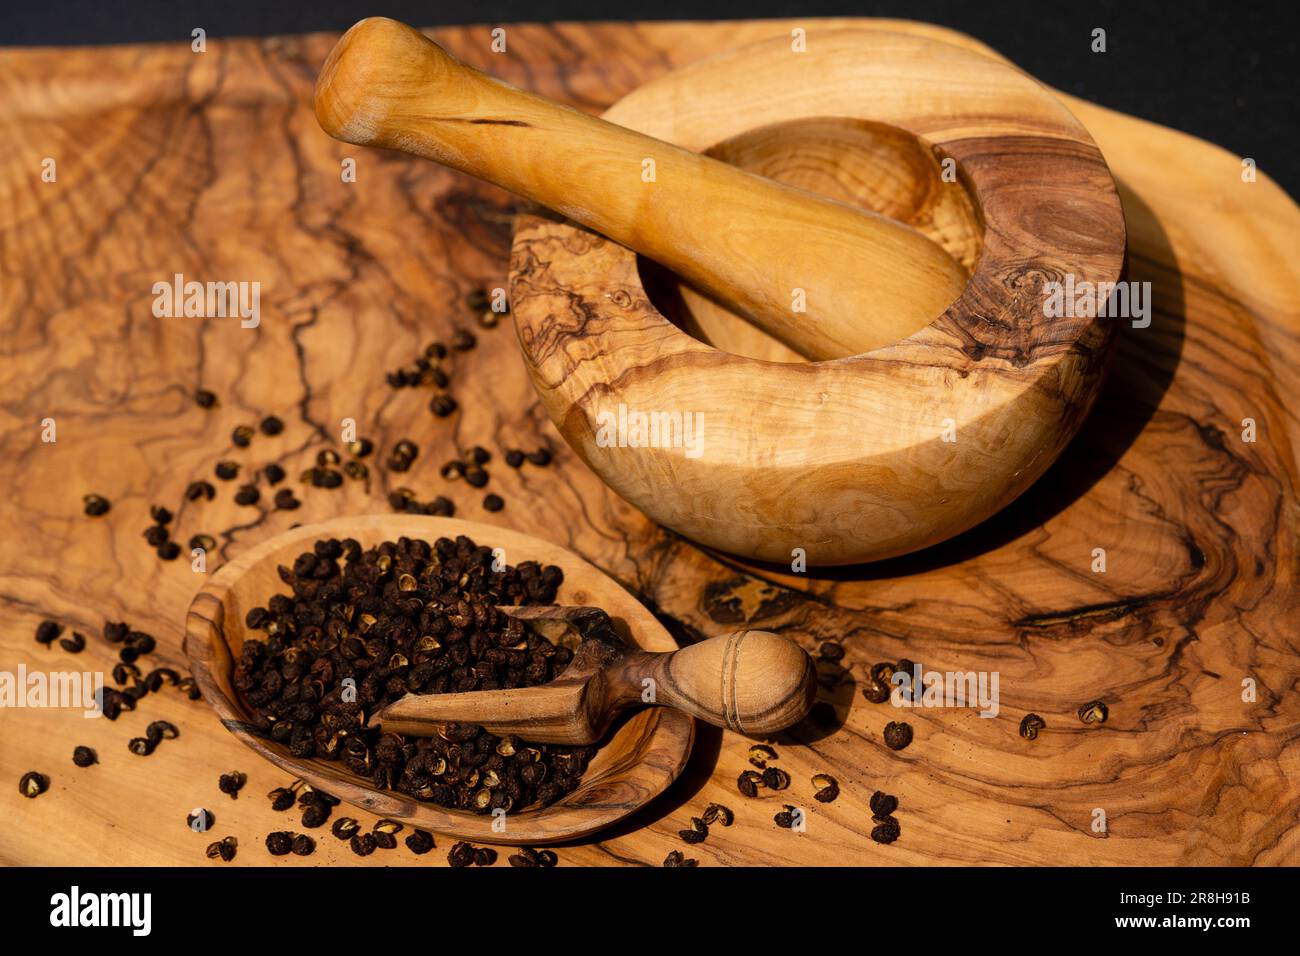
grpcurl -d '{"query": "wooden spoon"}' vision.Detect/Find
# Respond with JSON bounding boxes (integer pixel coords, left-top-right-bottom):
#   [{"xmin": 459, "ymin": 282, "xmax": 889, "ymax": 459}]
[
  {"xmin": 378, "ymin": 605, "xmax": 817, "ymax": 744},
  {"xmin": 313, "ymin": 16, "xmax": 966, "ymax": 359}
]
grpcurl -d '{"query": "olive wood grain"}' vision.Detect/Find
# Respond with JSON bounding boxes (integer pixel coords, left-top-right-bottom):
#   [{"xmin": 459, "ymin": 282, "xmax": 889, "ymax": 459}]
[
  {"xmin": 379, "ymin": 610, "xmax": 818, "ymax": 743},
  {"xmin": 1, "ymin": 18, "xmax": 1295, "ymax": 868},
  {"xmin": 184, "ymin": 515, "xmax": 695, "ymax": 844},
  {"xmin": 314, "ymin": 17, "xmax": 967, "ymax": 359}
]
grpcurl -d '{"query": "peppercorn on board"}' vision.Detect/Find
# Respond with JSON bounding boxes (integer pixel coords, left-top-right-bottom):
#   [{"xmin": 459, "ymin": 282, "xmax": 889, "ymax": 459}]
[{"xmin": 1, "ymin": 19, "xmax": 1297, "ymax": 866}]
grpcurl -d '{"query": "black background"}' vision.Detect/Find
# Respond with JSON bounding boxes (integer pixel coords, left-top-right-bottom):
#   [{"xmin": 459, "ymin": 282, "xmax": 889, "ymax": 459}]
[{"xmin": 3, "ymin": 0, "xmax": 1296, "ymax": 197}]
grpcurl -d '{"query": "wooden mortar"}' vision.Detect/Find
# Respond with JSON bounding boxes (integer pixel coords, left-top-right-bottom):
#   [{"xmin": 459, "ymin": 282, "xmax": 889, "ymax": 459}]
[{"xmin": 508, "ymin": 29, "xmax": 1127, "ymax": 564}]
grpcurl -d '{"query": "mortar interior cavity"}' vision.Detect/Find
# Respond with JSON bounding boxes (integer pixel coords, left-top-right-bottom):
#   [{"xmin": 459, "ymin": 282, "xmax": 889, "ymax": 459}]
[{"xmin": 637, "ymin": 116, "xmax": 985, "ymax": 363}]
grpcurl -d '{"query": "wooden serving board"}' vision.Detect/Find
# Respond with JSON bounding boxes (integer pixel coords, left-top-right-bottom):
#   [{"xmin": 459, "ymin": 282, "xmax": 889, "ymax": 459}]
[{"xmin": 1, "ymin": 18, "xmax": 1296, "ymax": 867}]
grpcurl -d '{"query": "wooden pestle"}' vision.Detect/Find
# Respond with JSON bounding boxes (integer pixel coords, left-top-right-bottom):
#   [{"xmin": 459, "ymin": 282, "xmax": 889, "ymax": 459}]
[
  {"xmin": 377, "ymin": 606, "xmax": 818, "ymax": 745},
  {"xmin": 314, "ymin": 17, "xmax": 967, "ymax": 359}
]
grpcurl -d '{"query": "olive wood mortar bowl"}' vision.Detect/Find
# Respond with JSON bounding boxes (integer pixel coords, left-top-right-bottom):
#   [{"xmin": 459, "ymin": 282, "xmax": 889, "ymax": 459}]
[
  {"xmin": 184, "ymin": 514, "xmax": 694, "ymax": 844},
  {"xmin": 508, "ymin": 29, "xmax": 1127, "ymax": 565}
]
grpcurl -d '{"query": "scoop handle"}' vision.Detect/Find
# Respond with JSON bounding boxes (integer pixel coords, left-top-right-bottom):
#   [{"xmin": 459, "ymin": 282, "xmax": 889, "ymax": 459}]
[
  {"xmin": 608, "ymin": 629, "xmax": 817, "ymax": 736},
  {"xmin": 314, "ymin": 17, "xmax": 966, "ymax": 359}
]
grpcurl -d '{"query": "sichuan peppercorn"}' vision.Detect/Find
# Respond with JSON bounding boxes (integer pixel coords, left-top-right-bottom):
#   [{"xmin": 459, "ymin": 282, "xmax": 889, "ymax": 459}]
[
  {"xmin": 1077, "ymin": 700, "xmax": 1109, "ymax": 724},
  {"xmin": 869, "ymin": 791, "xmax": 899, "ymax": 819},
  {"xmin": 218, "ymin": 771, "xmax": 246, "ymax": 799},
  {"xmin": 883, "ymin": 721, "xmax": 913, "ymax": 751},
  {"xmin": 1019, "ymin": 713, "xmax": 1047, "ymax": 740},
  {"xmin": 35, "ymin": 620, "xmax": 61, "ymax": 647},
  {"xmin": 871, "ymin": 817, "xmax": 901, "ymax": 844},
  {"xmin": 265, "ymin": 831, "xmax": 293, "ymax": 856},
  {"xmin": 405, "ymin": 829, "xmax": 435, "ymax": 854}
]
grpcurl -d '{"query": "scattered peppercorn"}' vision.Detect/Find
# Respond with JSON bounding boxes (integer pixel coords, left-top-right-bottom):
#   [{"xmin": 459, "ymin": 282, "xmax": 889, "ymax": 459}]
[
  {"xmin": 72, "ymin": 746, "xmax": 97, "ymax": 768},
  {"xmin": 429, "ymin": 394, "xmax": 457, "ymax": 417},
  {"xmin": 218, "ymin": 771, "xmax": 247, "ymax": 799},
  {"xmin": 19, "ymin": 771, "xmax": 49, "ymax": 798},
  {"xmin": 347, "ymin": 438, "xmax": 374, "ymax": 458},
  {"xmin": 737, "ymin": 770, "xmax": 764, "ymax": 798},
  {"xmin": 273, "ymin": 488, "xmax": 300, "ymax": 510},
  {"xmin": 264, "ymin": 464, "xmax": 286, "ymax": 485},
  {"xmin": 215, "ymin": 461, "xmax": 239, "ymax": 480},
  {"xmin": 195, "ymin": 389, "xmax": 217, "ymax": 408},
  {"xmin": 774, "ymin": 805, "xmax": 800, "ymax": 829},
  {"xmin": 883, "ymin": 720, "xmax": 913, "ymax": 751},
  {"xmin": 869, "ymin": 792, "xmax": 898, "ymax": 820},
  {"xmin": 157, "ymin": 541, "xmax": 181, "ymax": 561},
  {"xmin": 405, "ymin": 829, "xmax": 435, "ymax": 854},
  {"xmin": 862, "ymin": 678, "xmax": 890, "ymax": 703},
  {"xmin": 507, "ymin": 846, "xmax": 552, "ymax": 867},
  {"xmin": 83, "ymin": 494, "xmax": 111, "ymax": 517},
  {"xmin": 450, "ymin": 329, "xmax": 476, "ymax": 351},
  {"xmin": 387, "ymin": 440, "xmax": 419, "ymax": 472},
  {"xmin": 35, "ymin": 620, "xmax": 62, "ymax": 646},
  {"xmin": 259, "ymin": 415, "xmax": 284, "ymax": 436},
  {"xmin": 701, "ymin": 803, "xmax": 734, "ymax": 827},
  {"xmin": 59, "ymin": 632, "xmax": 86, "ymax": 654},
  {"xmin": 505, "ymin": 449, "xmax": 525, "ymax": 468},
  {"xmin": 186, "ymin": 480, "xmax": 216, "ymax": 501},
  {"xmin": 1019, "ymin": 713, "xmax": 1047, "ymax": 740},
  {"xmin": 762, "ymin": 767, "xmax": 791, "ymax": 790},
  {"xmin": 1078, "ymin": 700, "xmax": 1109, "ymax": 724},
  {"xmin": 265, "ymin": 831, "xmax": 293, "ymax": 856},
  {"xmin": 818, "ymin": 641, "xmax": 845, "ymax": 661},
  {"xmin": 812, "ymin": 773, "xmax": 839, "ymax": 803},
  {"xmin": 679, "ymin": 817, "xmax": 709, "ymax": 844},
  {"xmin": 482, "ymin": 493, "xmax": 504, "ymax": 512},
  {"xmin": 234, "ymin": 484, "xmax": 260, "ymax": 506},
  {"xmin": 206, "ymin": 836, "xmax": 237, "ymax": 862},
  {"xmin": 291, "ymin": 834, "xmax": 315, "ymax": 856},
  {"xmin": 871, "ymin": 816, "xmax": 901, "ymax": 844},
  {"xmin": 663, "ymin": 850, "xmax": 698, "ymax": 867},
  {"xmin": 447, "ymin": 842, "xmax": 476, "ymax": 867},
  {"xmin": 350, "ymin": 833, "xmax": 377, "ymax": 857},
  {"xmin": 189, "ymin": 533, "xmax": 217, "ymax": 553},
  {"xmin": 331, "ymin": 818, "xmax": 360, "ymax": 840},
  {"xmin": 525, "ymin": 448, "xmax": 552, "ymax": 467},
  {"xmin": 187, "ymin": 809, "xmax": 214, "ymax": 831}
]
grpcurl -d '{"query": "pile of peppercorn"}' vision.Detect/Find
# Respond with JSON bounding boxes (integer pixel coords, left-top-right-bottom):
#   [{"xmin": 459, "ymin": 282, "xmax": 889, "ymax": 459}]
[{"xmin": 234, "ymin": 533, "xmax": 596, "ymax": 814}]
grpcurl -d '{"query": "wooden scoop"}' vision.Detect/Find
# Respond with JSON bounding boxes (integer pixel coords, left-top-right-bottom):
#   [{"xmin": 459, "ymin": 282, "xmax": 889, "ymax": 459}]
[
  {"xmin": 377, "ymin": 605, "xmax": 817, "ymax": 745},
  {"xmin": 314, "ymin": 17, "xmax": 966, "ymax": 359}
]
